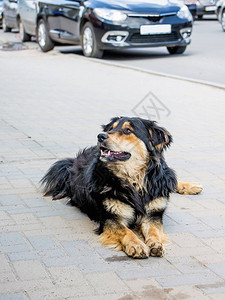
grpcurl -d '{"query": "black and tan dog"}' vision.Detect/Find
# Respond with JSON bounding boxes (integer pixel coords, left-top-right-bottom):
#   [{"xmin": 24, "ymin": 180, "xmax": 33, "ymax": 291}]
[{"xmin": 41, "ymin": 117, "xmax": 202, "ymax": 258}]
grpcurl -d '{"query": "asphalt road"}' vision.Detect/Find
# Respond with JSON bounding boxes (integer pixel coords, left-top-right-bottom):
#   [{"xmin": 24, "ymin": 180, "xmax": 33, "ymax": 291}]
[
  {"xmin": 60, "ymin": 16, "xmax": 225, "ymax": 87},
  {"xmin": 102, "ymin": 16, "xmax": 225, "ymax": 87},
  {"xmin": 1, "ymin": 15, "xmax": 225, "ymax": 87}
]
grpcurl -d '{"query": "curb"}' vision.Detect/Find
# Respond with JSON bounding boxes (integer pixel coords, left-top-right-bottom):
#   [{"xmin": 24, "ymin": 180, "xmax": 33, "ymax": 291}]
[{"xmin": 89, "ymin": 58, "xmax": 225, "ymax": 91}]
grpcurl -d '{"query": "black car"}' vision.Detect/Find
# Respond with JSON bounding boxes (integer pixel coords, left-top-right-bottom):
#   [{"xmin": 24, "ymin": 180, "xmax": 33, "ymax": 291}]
[
  {"xmin": 36, "ymin": 0, "xmax": 193, "ymax": 58},
  {"xmin": 196, "ymin": 0, "xmax": 219, "ymax": 19}
]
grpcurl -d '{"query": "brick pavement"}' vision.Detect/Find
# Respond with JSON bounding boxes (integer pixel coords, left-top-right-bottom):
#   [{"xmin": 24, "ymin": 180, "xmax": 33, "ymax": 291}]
[{"xmin": 0, "ymin": 35, "xmax": 225, "ymax": 299}]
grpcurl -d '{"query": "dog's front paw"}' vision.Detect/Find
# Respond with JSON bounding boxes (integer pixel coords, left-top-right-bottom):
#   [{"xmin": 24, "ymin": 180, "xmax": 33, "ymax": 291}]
[
  {"xmin": 177, "ymin": 181, "xmax": 203, "ymax": 195},
  {"xmin": 123, "ymin": 240, "xmax": 149, "ymax": 259},
  {"xmin": 147, "ymin": 241, "xmax": 165, "ymax": 257}
]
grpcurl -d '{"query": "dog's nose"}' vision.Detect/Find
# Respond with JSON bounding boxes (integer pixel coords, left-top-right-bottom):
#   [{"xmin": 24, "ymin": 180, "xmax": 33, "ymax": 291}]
[{"xmin": 97, "ymin": 133, "xmax": 108, "ymax": 143}]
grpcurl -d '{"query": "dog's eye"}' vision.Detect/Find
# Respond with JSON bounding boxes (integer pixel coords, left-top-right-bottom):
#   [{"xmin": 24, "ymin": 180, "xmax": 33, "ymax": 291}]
[{"xmin": 123, "ymin": 128, "xmax": 132, "ymax": 135}]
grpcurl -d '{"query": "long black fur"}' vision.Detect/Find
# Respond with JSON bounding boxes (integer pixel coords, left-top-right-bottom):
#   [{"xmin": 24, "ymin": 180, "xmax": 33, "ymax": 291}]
[{"xmin": 41, "ymin": 117, "xmax": 177, "ymax": 233}]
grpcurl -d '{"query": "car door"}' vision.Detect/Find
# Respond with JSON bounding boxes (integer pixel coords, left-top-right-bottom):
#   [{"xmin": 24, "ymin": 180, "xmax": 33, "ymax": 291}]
[
  {"xmin": 57, "ymin": 0, "xmax": 81, "ymax": 43},
  {"xmin": 19, "ymin": 0, "xmax": 37, "ymax": 35},
  {"xmin": 38, "ymin": 0, "xmax": 62, "ymax": 41},
  {"xmin": 4, "ymin": 0, "xmax": 18, "ymax": 27}
]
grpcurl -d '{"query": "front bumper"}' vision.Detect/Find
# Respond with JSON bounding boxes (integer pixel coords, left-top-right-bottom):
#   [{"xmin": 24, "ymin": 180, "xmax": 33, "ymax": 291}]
[
  {"xmin": 91, "ymin": 17, "xmax": 193, "ymax": 50},
  {"xmin": 197, "ymin": 5, "xmax": 217, "ymax": 15}
]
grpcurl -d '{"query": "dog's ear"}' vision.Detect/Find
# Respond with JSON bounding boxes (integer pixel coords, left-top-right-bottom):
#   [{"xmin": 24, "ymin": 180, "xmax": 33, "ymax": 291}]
[
  {"xmin": 142, "ymin": 120, "xmax": 172, "ymax": 151},
  {"xmin": 150, "ymin": 122, "xmax": 172, "ymax": 151},
  {"xmin": 101, "ymin": 117, "xmax": 122, "ymax": 132}
]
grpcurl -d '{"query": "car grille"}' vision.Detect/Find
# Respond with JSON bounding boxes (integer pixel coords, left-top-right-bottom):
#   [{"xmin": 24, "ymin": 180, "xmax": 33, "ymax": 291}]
[{"xmin": 129, "ymin": 32, "xmax": 180, "ymax": 44}]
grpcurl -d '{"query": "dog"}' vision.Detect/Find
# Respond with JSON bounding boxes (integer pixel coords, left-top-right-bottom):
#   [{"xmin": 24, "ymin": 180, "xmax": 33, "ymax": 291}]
[{"xmin": 41, "ymin": 117, "xmax": 202, "ymax": 258}]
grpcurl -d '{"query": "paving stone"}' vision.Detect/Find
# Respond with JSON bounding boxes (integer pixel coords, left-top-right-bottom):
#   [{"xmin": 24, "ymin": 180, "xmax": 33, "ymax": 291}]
[
  {"xmin": 117, "ymin": 263, "xmax": 179, "ymax": 280},
  {"xmin": 85, "ymin": 272, "xmax": 131, "ymax": 295},
  {"xmin": 166, "ymin": 256, "xmax": 209, "ymax": 274},
  {"xmin": 201, "ymin": 238, "xmax": 225, "ymax": 254},
  {"xmin": 13, "ymin": 260, "xmax": 49, "ymax": 280},
  {"xmin": 155, "ymin": 272, "xmax": 223, "ymax": 288},
  {"xmin": 27, "ymin": 285, "xmax": 96, "ymax": 300},
  {"xmin": 23, "ymin": 198, "xmax": 49, "ymax": 208},
  {"xmin": 0, "ymin": 232, "xmax": 27, "ymax": 246},
  {"xmin": 206, "ymin": 263, "xmax": 225, "ymax": 280},
  {"xmin": 0, "ymin": 272, "xmax": 17, "ymax": 283},
  {"xmin": 8, "ymin": 251, "xmax": 40, "ymax": 262},
  {"xmin": 0, "ymin": 254, "xmax": 12, "ymax": 273},
  {"xmin": 209, "ymin": 293, "xmax": 225, "ymax": 299},
  {"xmin": 48, "ymin": 265, "xmax": 89, "ymax": 287},
  {"xmin": 11, "ymin": 213, "xmax": 39, "ymax": 225},
  {"xmin": 198, "ymin": 282, "xmax": 225, "ymax": 295},
  {"xmin": 0, "ymin": 195, "xmax": 22, "ymax": 206},
  {"xmin": 0, "ymin": 278, "xmax": 54, "ymax": 294},
  {"xmin": 0, "ymin": 294, "xmax": 26, "ymax": 300},
  {"xmin": 164, "ymin": 285, "xmax": 208, "ymax": 299},
  {"xmin": 28, "ymin": 236, "xmax": 58, "ymax": 251}
]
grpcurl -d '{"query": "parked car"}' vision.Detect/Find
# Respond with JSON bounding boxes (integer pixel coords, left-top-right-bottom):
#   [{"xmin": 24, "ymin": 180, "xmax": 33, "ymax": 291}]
[
  {"xmin": 0, "ymin": 0, "xmax": 3, "ymax": 27},
  {"xmin": 217, "ymin": 0, "xmax": 225, "ymax": 29},
  {"xmin": 196, "ymin": 0, "xmax": 219, "ymax": 19},
  {"xmin": 36, "ymin": 0, "xmax": 193, "ymax": 58},
  {"xmin": 18, "ymin": 0, "xmax": 37, "ymax": 41},
  {"xmin": 2, "ymin": 0, "xmax": 19, "ymax": 31},
  {"xmin": 184, "ymin": 0, "xmax": 197, "ymax": 17},
  {"xmin": 216, "ymin": 0, "xmax": 224, "ymax": 21}
]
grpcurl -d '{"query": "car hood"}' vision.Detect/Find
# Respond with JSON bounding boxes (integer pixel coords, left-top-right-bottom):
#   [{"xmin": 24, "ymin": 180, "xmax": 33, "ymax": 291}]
[{"xmin": 88, "ymin": 0, "xmax": 182, "ymax": 14}]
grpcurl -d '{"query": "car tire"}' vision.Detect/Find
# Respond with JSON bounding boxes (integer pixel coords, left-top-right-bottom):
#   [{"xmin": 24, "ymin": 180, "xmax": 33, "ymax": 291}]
[
  {"xmin": 81, "ymin": 22, "xmax": 103, "ymax": 58},
  {"xmin": 167, "ymin": 46, "xmax": 187, "ymax": 55},
  {"xmin": 19, "ymin": 20, "xmax": 30, "ymax": 42},
  {"xmin": 2, "ymin": 15, "xmax": 11, "ymax": 32},
  {"xmin": 37, "ymin": 19, "xmax": 55, "ymax": 52},
  {"xmin": 221, "ymin": 10, "xmax": 225, "ymax": 31}
]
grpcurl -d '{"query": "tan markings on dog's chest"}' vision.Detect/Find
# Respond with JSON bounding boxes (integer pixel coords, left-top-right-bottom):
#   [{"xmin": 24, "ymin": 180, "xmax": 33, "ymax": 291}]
[
  {"xmin": 108, "ymin": 163, "xmax": 147, "ymax": 191},
  {"xmin": 145, "ymin": 197, "xmax": 168, "ymax": 214},
  {"xmin": 103, "ymin": 199, "xmax": 135, "ymax": 224}
]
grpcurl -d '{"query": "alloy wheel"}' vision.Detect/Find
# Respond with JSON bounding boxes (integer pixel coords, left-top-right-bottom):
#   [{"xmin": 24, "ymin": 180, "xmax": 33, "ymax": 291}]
[
  {"xmin": 83, "ymin": 27, "xmax": 93, "ymax": 56},
  {"xmin": 38, "ymin": 23, "xmax": 46, "ymax": 48},
  {"xmin": 222, "ymin": 11, "xmax": 225, "ymax": 31}
]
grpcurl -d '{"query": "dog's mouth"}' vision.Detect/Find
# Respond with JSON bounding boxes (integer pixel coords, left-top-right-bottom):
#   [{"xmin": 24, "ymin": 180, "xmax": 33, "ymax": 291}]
[{"xmin": 99, "ymin": 146, "xmax": 131, "ymax": 162}]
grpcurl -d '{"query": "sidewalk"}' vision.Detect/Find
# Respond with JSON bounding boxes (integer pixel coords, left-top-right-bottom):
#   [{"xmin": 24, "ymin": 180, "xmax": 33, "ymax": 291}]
[{"xmin": 0, "ymin": 37, "xmax": 225, "ymax": 299}]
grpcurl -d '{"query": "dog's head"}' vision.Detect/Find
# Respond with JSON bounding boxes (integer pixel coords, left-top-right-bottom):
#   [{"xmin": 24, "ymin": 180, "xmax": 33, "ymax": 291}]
[{"xmin": 97, "ymin": 117, "xmax": 172, "ymax": 164}]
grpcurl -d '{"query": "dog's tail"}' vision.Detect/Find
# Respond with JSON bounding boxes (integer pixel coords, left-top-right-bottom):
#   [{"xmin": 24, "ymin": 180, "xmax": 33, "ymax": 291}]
[{"xmin": 40, "ymin": 158, "xmax": 74, "ymax": 200}]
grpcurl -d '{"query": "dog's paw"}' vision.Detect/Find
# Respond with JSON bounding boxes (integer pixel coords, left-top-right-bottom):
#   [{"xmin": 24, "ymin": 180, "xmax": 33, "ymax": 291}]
[
  {"xmin": 177, "ymin": 181, "xmax": 203, "ymax": 195},
  {"xmin": 124, "ymin": 240, "xmax": 149, "ymax": 259},
  {"xmin": 147, "ymin": 241, "xmax": 165, "ymax": 257}
]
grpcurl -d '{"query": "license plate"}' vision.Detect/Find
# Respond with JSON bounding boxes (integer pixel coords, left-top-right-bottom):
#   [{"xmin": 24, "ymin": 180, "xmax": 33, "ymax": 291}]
[
  {"xmin": 140, "ymin": 25, "xmax": 171, "ymax": 35},
  {"xmin": 205, "ymin": 6, "xmax": 216, "ymax": 11}
]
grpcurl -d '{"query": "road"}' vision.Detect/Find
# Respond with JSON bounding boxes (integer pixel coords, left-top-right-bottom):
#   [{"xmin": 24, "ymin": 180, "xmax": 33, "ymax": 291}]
[
  {"xmin": 1, "ymin": 16, "xmax": 224, "ymax": 87},
  {"xmin": 62, "ymin": 16, "xmax": 225, "ymax": 87}
]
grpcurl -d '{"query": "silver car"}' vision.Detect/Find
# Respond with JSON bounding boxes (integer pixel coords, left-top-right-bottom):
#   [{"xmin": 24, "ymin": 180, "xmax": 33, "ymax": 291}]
[{"xmin": 18, "ymin": 0, "xmax": 37, "ymax": 41}]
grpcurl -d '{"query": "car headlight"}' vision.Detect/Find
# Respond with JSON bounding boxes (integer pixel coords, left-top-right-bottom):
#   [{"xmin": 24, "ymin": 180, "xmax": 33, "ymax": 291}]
[
  {"xmin": 177, "ymin": 5, "xmax": 193, "ymax": 21},
  {"xmin": 93, "ymin": 8, "xmax": 127, "ymax": 23}
]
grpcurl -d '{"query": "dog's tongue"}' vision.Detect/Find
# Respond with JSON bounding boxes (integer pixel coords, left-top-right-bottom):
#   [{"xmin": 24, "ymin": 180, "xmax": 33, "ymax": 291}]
[
  {"xmin": 102, "ymin": 150, "xmax": 128, "ymax": 160},
  {"xmin": 103, "ymin": 150, "xmax": 124, "ymax": 158}
]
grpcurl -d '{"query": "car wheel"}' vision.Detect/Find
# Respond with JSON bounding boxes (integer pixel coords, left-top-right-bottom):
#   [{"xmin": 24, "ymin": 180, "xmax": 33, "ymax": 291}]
[
  {"xmin": 222, "ymin": 10, "xmax": 225, "ymax": 31},
  {"xmin": 81, "ymin": 22, "xmax": 103, "ymax": 58},
  {"xmin": 37, "ymin": 19, "xmax": 54, "ymax": 52},
  {"xmin": 167, "ymin": 46, "xmax": 187, "ymax": 55},
  {"xmin": 19, "ymin": 20, "xmax": 30, "ymax": 42},
  {"xmin": 2, "ymin": 15, "xmax": 11, "ymax": 32}
]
